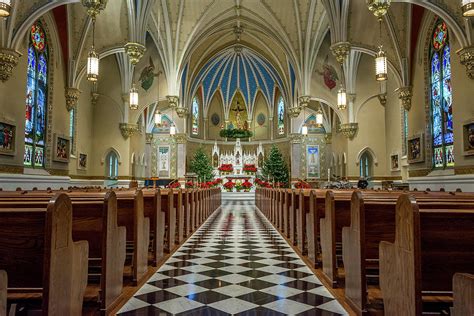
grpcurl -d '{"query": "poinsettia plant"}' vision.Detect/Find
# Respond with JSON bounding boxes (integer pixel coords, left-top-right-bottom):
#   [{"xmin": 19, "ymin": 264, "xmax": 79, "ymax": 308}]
[
  {"xmin": 223, "ymin": 180, "xmax": 235, "ymax": 191},
  {"xmin": 242, "ymin": 180, "xmax": 253, "ymax": 191},
  {"xmin": 243, "ymin": 164, "xmax": 257, "ymax": 173},
  {"xmin": 218, "ymin": 164, "xmax": 234, "ymax": 173},
  {"xmin": 294, "ymin": 181, "xmax": 311, "ymax": 189},
  {"xmin": 168, "ymin": 182, "xmax": 181, "ymax": 189},
  {"xmin": 185, "ymin": 181, "xmax": 196, "ymax": 188}
]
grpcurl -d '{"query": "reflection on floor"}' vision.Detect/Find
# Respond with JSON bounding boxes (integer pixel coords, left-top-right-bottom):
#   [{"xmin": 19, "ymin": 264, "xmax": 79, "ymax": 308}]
[{"xmin": 117, "ymin": 200, "xmax": 348, "ymax": 315}]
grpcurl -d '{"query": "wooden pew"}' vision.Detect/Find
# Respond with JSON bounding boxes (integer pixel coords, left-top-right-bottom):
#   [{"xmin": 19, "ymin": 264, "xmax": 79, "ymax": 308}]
[
  {"xmin": 0, "ymin": 191, "xmax": 127, "ymax": 312},
  {"xmin": 0, "ymin": 270, "xmax": 6, "ymax": 316},
  {"xmin": 142, "ymin": 189, "xmax": 164, "ymax": 267},
  {"xmin": 379, "ymin": 195, "xmax": 474, "ymax": 316},
  {"xmin": 161, "ymin": 190, "xmax": 176, "ymax": 253},
  {"xmin": 452, "ymin": 273, "xmax": 474, "ymax": 316},
  {"xmin": 0, "ymin": 194, "xmax": 89, "ymax": 315}
]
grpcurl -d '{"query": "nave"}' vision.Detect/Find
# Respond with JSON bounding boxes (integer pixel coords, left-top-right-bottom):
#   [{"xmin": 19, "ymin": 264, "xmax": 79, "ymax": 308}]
[{"xmin": 117, "ymin": 201, "xmax": 348, "ymax": 315}]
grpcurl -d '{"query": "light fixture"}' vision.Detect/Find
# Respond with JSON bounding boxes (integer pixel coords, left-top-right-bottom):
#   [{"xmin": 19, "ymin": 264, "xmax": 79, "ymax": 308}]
[
  {"xmin": 154, "ymin": 110, "xmax": 162, "ymax": 125},
  {"xmin": 462, "ymin": 0, "xmax": 474, "ymax": 17},
  {"xmin": 337, "ymin": 87, "xmax": 347, "ymax": 110},
  {"xmin": 0, "ymin": 0, "xmax": 11, "ymax": 17},
  {"xmin": 170, "ymin": 124, "xmax": 176, "ymax": 135},
  {"xmin": 315, "ymin": 108, "xmax": 324, "ymax": 126},
  {"xmin": 375, "ymin": 45, "xmax": 388, "ymax": 81},
  {"xmin": 87, "ymin": 20, "xmax": 99, "ymax": 82},
  {"xmin": 366, "ymin": 0, "xmax": 391, "ymax": 20},
  {"xmin": 301, "ymin": 125, "xmax": 308, "ymax": 136},
  {"xmin": 81, "ymin": 0, "xmax": 108, "ymax": 20},
  {"xmin": 129, "ymin": 84, "xmax": 138, "ymax": 110}
]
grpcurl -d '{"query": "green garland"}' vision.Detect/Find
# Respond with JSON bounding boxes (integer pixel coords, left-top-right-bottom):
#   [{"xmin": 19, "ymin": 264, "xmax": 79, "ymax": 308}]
[{"xmin": 219, "ymin": 128, "xmax": 253, "ymax": 139}]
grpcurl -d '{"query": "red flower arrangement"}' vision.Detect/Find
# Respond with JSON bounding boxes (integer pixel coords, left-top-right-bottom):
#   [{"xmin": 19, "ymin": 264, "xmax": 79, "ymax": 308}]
[
  {"xmin": 243, "ymin": 164, "xmax": 257, "ymax": 173},
  {"xmin": 223, "ymin": 181, "xmax": 235, "ymax": 191},
  {"xmin": 168, "ymin": 182, "xmax": 181, "ymax": 189},
  {"xmin": 214, "ymin": 178, "xmax": 223, "ymax": 184},
  {"xmin": 294, "ymin": 181, "xmax": 311, "ymax": 189},
  {"xmin": 218, "ymin": 164, "xmax": 234, "ymax": 173},
  {"xmin": 242, "ymin": 180, "xmax": 253, "ymax": 191},
  {"xmin": 200, "ymin": 182, "xmax": 209, "ymax": 189},
  {"xmin": 185, "ymin": 181, "xmax": 195, "ymax": 188}
]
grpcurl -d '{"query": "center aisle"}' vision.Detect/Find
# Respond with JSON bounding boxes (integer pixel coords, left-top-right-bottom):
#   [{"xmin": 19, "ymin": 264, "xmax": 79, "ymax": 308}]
[{"xmin": 117, "ymin": 201, "xmax": 348, "ymax": 315}]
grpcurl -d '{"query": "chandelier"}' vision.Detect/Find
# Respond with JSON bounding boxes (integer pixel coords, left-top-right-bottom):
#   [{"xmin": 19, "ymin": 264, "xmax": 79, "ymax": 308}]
[
  {"xmin": 129, "ymin": 84, "xmax": 138, "ymax": 110},
  {"xmin": 375, "ymin": 45, "xmax": 388, "ymax": 81},
  {"xmin": 0, "ymin": 0, "xmax": 11, "ymax": 17},
  {"xmin": 81, "ymin": 0, "xmax": 107, "ymax": 20},
  {"xmin": 462, "ymin": 0, "xmax": 474, "ymax": 17},
  {"xmin": 366, "ymin": 0, "xmax": 391, "ymax": 20},
  {"xmin": 337, "ymin": 87, "xmax": 347, "ymax": 110}
]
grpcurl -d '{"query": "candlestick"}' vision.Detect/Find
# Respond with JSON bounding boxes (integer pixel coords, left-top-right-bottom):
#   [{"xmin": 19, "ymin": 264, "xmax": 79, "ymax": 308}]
[{"xmin": 328, "ymin": 168, "xmax": 330, "ymax": 182}]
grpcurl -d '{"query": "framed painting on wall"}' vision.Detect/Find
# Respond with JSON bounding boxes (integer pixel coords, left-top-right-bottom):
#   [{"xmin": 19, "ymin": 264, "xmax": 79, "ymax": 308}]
[
  {"xmin": 407, "ymin": 134, "xmax": 424, "ymax": 164},
  {"xmin": 306, "ymin": 145, "xmax": 320, "ymax": 179},
  {"xmin": 53, "ymin": 134, "xmax": 70, "ymax": 163},
  {"xmin": 390, "ymin": 153, "xmax": 400, "ymax": 171},
  {"xmin": 78, "ymin": 153, "xmax": 87, "ymax": 170},
  {"xmin": 463, "ymin": 119, "xmax": 474, "ymax": 156},
  {"xmin": 0, "ymin": 120, "xmax": 16, "ymax": 156}
]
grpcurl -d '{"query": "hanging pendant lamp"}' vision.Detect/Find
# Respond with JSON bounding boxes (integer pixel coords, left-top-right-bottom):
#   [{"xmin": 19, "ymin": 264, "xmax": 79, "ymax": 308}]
[
  {"xmin": 337, "ymin": 87, "xmax": 347, "ymax": 110},
  {"xmin": 0, "ymin": 0, "xmax": 12, "ymax": 17},
  {"xmin": 462, "ymin": 0, "xmax": 474, "ymax": 17},
  {"xmin": 375, "ymin": 45, "xmax": 388, "ymax": 81},
  {"xmin": 129, "ymin": 84, "xmax": 139, "ymax": 110}
]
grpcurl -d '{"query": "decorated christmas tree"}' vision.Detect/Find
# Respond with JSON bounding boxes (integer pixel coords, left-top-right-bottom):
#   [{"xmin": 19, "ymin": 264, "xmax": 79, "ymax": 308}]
[
  {"xmin": 190, "ymin": 147, "xmax": 214, "ymax": 182},
  {"xmin": 261, "ymin": 145, "xmax": 289, "ymax": 187}
]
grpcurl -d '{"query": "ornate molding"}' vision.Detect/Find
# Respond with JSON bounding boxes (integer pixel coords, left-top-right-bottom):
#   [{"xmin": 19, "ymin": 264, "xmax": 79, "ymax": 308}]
[
  {"xmin": 119, "ymin": 123, "xmax": 139, "ymax": 139},
  {"xmin": 340, "ymin": 123, "xmax": 358, "ymax": 140},
  {"xmin": 288, "ymin": 105, "xmax": 301, "ymax": 118},
  {"xmin": 167, "ymin": 95, "xmax": 179, "ymax": 108},
  {"xmin": 408, "ymin": 169, "xmax": 430, "ymax": 178},
  {"xmin": 289, "ymin": 133, "xmax": 304, "ymax": 144},
  {"xmin": 124, "ymin": 42, "xmax": 146, "ymax": 65},
  {"xmin": 145, "ymin": 133, "xmax": 153, "ymax": 144},
  {"xmin": 330, "ymin": 42, "xmax": 351, "ymax": 64},
  {"xmin": 298, "ymin": 95, "xmax": 311, "ymax": 108},
  {"xmin": 324, "ymin": 133, "xmax": 332, "ymax": 144},
  {"xmin": 175, "ymin": 133, "xmax": 187, "ymax": 144},
  {"xmin": 65, "ymin": 88, "xmax": 81, "ymax": 111},
  {"xmin": 457, "ymin": 46, "xmax": 474, "ymax": 79},
  {"xmin": 396, "ymin": 86, "xmax": 413, "ymax": 111},
  {"xmin": 0, "ymin": 49, "xmax": 21, "ymax": 82}
]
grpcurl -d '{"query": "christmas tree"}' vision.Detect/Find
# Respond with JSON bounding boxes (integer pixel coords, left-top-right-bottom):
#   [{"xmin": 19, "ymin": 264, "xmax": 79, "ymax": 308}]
[
  {"xmin": 190, "ymin": 147, "xmax": 214, "ymax": 182},
  {"xmin": 262, "ymin": 145, "xmax": 289, "ymax": 186}
]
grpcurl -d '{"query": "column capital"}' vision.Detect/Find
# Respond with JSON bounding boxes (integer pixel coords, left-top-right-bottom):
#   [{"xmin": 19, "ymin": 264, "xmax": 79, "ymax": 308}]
[
  {"xmin": 298, "ymin": 95, "xmax": 311, "ymax": 108},
  {"xmin": 145, "ymin": 133, "xmax": 154, "ymax": 144},
  {"xmin": 457, "ymin": 46, "xmax": 474, "ymax": 79},
  {"xmin": 340, "ymin": 123, "xmax": 358, "ymax": 140},
  {"xmin": 119, "ymin": 123, "xmax": 139, "ymax": 139},
  {"xmin": 124, "ymin": 42, "xmax": 146, "ymax": 65},
  {"xmin": 65, "ymin": 87, "xmax": 81, "ymax": 111},
  {"xmin": 175, "ymin": 133, "xmax": 187, "ymax": 144},
  {"xmin": 0, "ymin": 49, "xmax": 21, "ymax": 82},
  {"xmin": 396, "ymin": 86, "xmax": 413, "ymax": 111},
  {"xmin": 330, "ymin": 42, "xmax": 351, "ymax": 64}
]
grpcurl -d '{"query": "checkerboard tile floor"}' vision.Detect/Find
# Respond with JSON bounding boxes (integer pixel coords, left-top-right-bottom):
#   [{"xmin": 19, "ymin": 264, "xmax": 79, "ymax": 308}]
[{"xmin": 117, "ymin": 200, "xmax": 348, "ymax": 315}]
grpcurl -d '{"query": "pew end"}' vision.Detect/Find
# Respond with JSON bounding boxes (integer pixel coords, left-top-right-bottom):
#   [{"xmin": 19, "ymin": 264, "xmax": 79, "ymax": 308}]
[{"xmin": 452, "ymin": 273, "xmax": 474, "ymax": 316}]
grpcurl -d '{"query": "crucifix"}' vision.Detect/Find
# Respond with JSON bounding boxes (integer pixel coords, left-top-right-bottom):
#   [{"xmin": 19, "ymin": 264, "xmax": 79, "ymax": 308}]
[{"xmin": 232, "ymin": 101, "xmax": 245, "ymax": 129}]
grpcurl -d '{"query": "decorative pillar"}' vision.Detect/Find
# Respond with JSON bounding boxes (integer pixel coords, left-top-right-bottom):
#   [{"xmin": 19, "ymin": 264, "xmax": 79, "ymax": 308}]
[
  {"xmin": 457, "ymin": 46, "xmax": 474, "ymax": 79},
  {"xmin": 396, "ymin": 86, "xmax": 413, "ymax": 111},
  {"xmin": 65, "ymin": 88, "xmax": 81, "ymax": 111},
  {"xmin": 268, "ymin": 117, "xmax": 274, "ymax": 140},
  {"xmin": 330, "ymin": 42, "xmax": 351, "ymax": 64},
  {"xmin": 0, "ymin": 49, "xmax": 20, "ymax": 82},
  {"xmin": 175, "ymin": 133, "xmax": 187, "ymax": 181},
  {"xmin": 347, "ymin": 93, "xmax": 356, "ymax": 123},
  {"xmin": 290, "ymin": 133, "xmax": 303, "ymax": 180},
  {"xmin": 203, "ymin": 118, "xmax": 209, "ymax": 140}
]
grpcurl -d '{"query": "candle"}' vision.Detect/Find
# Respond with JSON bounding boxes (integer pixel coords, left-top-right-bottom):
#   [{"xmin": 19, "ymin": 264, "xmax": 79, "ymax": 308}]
[{"xmin": 328, "ymin": 168, "xmax": 330, "ymax": 182}]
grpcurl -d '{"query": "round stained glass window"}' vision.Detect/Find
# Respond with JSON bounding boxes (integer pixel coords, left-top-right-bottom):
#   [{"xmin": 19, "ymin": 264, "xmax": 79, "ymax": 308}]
[
  {"xmin": 31, "ymin": 23, "xmax": 46, "ymax": 52},
  {"xmin": 257, "ymin": 113, "xmax": 266, "ymax": 126},
  {"xmin": 433, "ymin": 22, "xmax": 447, "ymax": 51},
  {"xmin": 211, "ymin": 113, "xmax": 220, "ymax": 126}
]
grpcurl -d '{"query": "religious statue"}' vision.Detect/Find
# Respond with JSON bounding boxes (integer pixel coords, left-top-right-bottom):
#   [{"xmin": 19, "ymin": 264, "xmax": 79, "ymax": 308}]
[{"xmin": 232, "ymin": 102, "xmax": 246, "ymax": 130}]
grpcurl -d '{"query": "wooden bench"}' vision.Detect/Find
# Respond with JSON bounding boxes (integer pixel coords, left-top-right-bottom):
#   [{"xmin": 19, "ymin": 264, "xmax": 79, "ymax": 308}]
[
  {"xmin": 0, "ymin": 191, "xmax": 127, "ymax": 312},
  {"xmin": 142, "ymin": 189, "xmax": 165, "ymax": 266},
  {"xmin": 379, "ymin": 194, "xmax": 474, "ymax": 315},
  {"xmin": 0, "ymin": 270, "xmax": 6, "ymax": 316},
  {"xmin": 0, "ymin": 194, "xmax": 89, "ymax": 315}
]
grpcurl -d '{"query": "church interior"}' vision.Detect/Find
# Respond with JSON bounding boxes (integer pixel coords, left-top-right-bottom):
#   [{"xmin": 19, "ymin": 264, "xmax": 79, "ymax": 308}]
[{"xmin": 0, "ymin": 0, "xmax": 473, "ymax": 315}]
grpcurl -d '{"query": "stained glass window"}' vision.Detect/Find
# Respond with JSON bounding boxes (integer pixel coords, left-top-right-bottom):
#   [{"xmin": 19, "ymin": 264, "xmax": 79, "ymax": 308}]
[
  {"xmin": 430, "ymin": 20, "xmax": 454, "ymax": 169},
  {"xmin": 106, "ymin": 151, "xmax": 119, "ymax": 179},
  {"xmin": 277, "ymin": 96, "xmax": 285, "ymax": 135},
  {"xmin": 69, "ymin": 109, "xmax": 75, "ymax": 154},
  {"xmin": 192, "ymin": 96, "xmax": 199, "ymax": 135},
  {"xmin": 24, "ymin": 22, "xmax": 48, "ymax": 168}
]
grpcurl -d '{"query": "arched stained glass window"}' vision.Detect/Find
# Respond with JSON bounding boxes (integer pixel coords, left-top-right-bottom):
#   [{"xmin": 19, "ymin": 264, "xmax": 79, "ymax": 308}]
[
  {"xmin": 359, "ymin": 151, "xmax": 372, "ymax": 178},
  {"xmin": 24, "ymin": 22, "xmax": 48, "ymax": 167},
  {"xmin": 430, "ymin": 20, "xmax": 454, "ymax": 169},
  {"xmin": 106, "ymin": 150, "xmax": 119, "ymax": 179},
  {"xmin": 277, "ymin": 96, "xmax": 285, "ymax": 135},
  {"xmin": 192, "ymin": 96, "xmax": 199, "ymax": 135}
]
